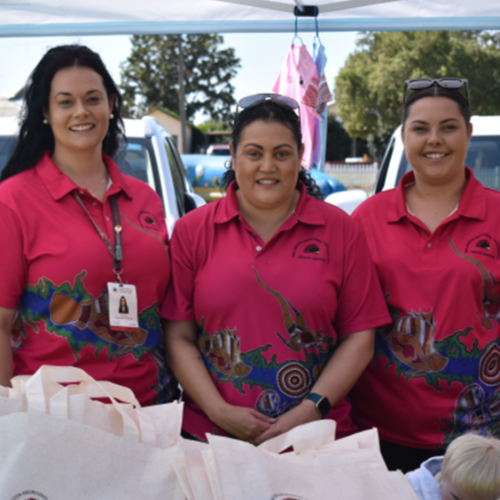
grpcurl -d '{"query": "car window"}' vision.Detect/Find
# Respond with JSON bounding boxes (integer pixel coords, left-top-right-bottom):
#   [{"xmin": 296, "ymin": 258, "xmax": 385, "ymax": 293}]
[
  {"xmin": 465, "ymin": 136, "xmax": 500, "ymax": 190},
  {"xmin": 0, "ymin": 136, "xmax": 17, "ymax": 175},
  {"xmin": 374, "ymin": 137, "xmax": 395, "ymax": 193},
  {"xmin": 0, "ymin": 135, "xmax": 165, "ymax": 202},
  {"xmin": 113, "ymin": 138, "xmax": 163, "ymax": 203},
  {"xmin": 396, "ymin": 135, "xmax": 500, "ymax": 191},
  {"xmin": 163, "ymin": 137, "xmax": 186, "ymax": 217}
]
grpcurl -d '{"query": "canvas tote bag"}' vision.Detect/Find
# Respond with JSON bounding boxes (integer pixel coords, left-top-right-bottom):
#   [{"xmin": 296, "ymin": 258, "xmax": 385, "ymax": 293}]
[
  {"xmin": 204, "ymin": 421, "xmax": 419, "ymax": 500},
  {"xmin": 0, "ymin": 365, "xmax": 184, "ymax": 500}
]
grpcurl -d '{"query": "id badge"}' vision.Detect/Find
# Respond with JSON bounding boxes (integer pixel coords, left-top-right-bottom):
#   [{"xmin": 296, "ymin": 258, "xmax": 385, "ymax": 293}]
[{"xmin": 107, "ymin": 282, "xmax": 140, "ymax": 332}]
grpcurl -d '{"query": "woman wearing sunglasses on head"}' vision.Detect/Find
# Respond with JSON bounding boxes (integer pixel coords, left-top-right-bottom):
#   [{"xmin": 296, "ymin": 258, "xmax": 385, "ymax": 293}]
[
  {"xmin": 0, "ymin": 45, "xmax": 177, "ymax": 406},
  {"xmin": 162, "ymin": 94, "xmax": 390, "ymax": 443},
  {"xmin": 350, "ymin": 78, "xmax": 500, "ymax": 472}
]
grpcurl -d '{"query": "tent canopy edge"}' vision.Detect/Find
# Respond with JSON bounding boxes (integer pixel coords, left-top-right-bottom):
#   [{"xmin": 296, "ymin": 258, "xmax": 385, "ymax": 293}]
[{"xmin": 1, "ymin": 17, "xmax": 500, "ymax": 37}]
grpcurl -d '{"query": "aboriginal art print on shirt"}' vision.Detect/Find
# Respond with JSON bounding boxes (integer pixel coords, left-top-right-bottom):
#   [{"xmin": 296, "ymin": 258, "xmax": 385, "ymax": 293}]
[
  {"xmin": 12, "ymin": 271, "xmax": 174, "ymax": 402},
  {"xmin": 376, "ymin": 237, "xmax": 500, "ymax": 446},
  {"xmin": 196, "ymin": 268, "xmax": 336, "ymax": 419}
]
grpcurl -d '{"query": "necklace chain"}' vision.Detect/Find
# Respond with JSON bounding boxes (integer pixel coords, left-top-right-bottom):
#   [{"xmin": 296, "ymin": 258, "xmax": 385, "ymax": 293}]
[
  {"xmin": 88, "ymin": 177, "xmax": 106, "ymax": 194},
  {"xmin": 75, "ymin": 176, "xmax": 107, "ymax": 194}
]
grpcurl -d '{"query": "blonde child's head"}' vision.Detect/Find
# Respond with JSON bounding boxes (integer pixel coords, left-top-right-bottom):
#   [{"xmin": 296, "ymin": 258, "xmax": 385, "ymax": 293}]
[{"xmin": 440, "ymin": 434, "xmax": 500, "ymax": 500}]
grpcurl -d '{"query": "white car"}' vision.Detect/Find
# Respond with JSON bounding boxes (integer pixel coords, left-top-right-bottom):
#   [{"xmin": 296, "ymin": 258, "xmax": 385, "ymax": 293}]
[
  {"xmin": 326, "ymin": 115, "xmax": 500, "ymax": 213},
  {"xmin": 373, "ymin": 115, "xmax": 500, "ymax": 195},
  {"xmin": 0, "ymin": 116, "xmax": 205, "ymax": 235}
]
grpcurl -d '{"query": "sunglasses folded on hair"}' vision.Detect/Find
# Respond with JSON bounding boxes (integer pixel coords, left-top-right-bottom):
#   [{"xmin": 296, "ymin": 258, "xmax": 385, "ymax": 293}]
[{"xmin": 403, "ymin": 78, "xmax": 469, "ymax": 106}]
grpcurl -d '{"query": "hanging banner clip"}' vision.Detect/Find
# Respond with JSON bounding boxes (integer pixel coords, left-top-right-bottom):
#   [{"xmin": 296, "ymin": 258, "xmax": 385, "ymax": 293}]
[{"xmin": 294, "ymin": 5, "xmax": 319, "ymax": 17}]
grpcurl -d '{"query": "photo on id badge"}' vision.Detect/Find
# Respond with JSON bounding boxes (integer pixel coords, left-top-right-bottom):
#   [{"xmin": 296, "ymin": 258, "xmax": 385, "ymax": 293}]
[{"xmin": 107, "ymin": 283, "xmax": 139, "ymax": 331}]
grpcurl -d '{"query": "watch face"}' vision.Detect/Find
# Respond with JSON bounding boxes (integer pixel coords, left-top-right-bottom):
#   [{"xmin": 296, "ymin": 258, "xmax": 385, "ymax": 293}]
[{"xmin": 317, "ymin": 397, "xmax": 331, "ymax": 417}]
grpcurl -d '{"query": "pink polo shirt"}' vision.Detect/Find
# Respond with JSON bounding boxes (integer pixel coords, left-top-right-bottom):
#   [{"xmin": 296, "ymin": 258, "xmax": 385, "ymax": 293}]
[
  {"xmin": 351, "ymin": 168, "xmax": 500, "ymax": 449},
  {"xmin": 161, "ymin": 181, "xmax": 390, "ymax": 440},
  {"xmin": 0, "ymin": 152, "xmax": 176, "ymax": 405}
]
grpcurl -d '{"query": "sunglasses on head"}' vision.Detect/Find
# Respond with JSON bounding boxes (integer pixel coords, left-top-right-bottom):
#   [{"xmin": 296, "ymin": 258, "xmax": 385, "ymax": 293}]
[
  {"xmin": 235, "ymin": 93, "xmax": 300, "ymax": 122},
  {"xmin": 403, "ymin": 78, "xmax": 469, "ymax": 106}
]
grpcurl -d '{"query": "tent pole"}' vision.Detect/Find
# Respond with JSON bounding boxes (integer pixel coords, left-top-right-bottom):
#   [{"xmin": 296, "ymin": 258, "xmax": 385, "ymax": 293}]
[{"xmin": 178, "ymin": 34, "xmax": 188, "ymax": 154}]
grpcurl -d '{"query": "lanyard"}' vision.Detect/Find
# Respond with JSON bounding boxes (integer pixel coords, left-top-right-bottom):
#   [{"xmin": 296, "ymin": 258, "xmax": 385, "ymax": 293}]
[{"xmin": 73, "ymin": 192, "xmax": 123, "ymax": 282}]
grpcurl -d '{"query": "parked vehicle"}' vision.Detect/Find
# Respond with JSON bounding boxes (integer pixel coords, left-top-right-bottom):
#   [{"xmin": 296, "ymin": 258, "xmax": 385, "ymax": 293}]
[
  {"xmin": 206, "ymin": 144, "xmax": 230, "ymax": 156},
  {"xmin": 0, "ymin": 116, "xmax": 204, "ymax": 235},
  {"xmin": 326, "ymin": 115, "xmax": 500, "ymax": 214},
  {"xmin": 181, "ymin": 153, "xmax": 229, "ymax": 202},
  {"xmin": 373, "ymin": 115, "xmax": 500, "ymax": 195},
  {"xmin": 182, "ymin": 153, "xmax": 347, "ymax": 202}
]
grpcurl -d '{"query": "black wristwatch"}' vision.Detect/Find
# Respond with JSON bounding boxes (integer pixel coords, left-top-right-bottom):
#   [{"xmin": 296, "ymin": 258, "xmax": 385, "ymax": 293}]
[{"xmin": 305, "ymin": 393, "xmax": 332, "ymax": 418}]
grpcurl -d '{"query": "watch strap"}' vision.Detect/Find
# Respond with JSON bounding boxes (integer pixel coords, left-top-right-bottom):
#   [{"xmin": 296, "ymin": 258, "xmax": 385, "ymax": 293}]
[{"xmin": 305, "ymin": 392, "xmax": 332, "ymax": 418}]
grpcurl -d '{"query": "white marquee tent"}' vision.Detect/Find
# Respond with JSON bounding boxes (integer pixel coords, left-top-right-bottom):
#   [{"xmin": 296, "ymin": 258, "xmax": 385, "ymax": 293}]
[{"xmin": 1, "ymin": 0, "xmax": 500, "ymax": 37}]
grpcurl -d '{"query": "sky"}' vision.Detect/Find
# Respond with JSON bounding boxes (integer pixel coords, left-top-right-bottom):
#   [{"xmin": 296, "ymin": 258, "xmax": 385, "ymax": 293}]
[{"xmin": 0, "ymin": 31, "xmax": 360, "ymax": 123}]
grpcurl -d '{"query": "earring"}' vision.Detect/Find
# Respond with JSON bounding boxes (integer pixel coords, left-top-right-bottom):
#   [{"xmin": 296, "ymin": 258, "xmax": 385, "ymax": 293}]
[
  {"xmin": 43, "ymin": 119, "xmax": 48, "ymax": 124},
  {"xmin": 110, "ymin": 113, "xmax": 114, "ymax": 119}
]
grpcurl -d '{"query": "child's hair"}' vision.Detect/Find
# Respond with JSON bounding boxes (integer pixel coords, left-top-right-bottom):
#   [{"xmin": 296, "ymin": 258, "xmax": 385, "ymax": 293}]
[{"xmin": 441, "ymin": 434, "xmax": 500, "ymax": 500}]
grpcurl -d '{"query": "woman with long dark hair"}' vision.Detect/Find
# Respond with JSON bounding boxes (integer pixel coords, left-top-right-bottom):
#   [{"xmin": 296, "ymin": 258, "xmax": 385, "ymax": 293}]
[
  {"xmin": 0, "ymin": 45, "xmax": 177, "ymax": 405},
  {"xmin": 351, "ymin": 78, "xmax": 500, "ymax": 472},
  {"xmin": 162, "ymin": 94, "xmax": 390, "ymax": 443}
]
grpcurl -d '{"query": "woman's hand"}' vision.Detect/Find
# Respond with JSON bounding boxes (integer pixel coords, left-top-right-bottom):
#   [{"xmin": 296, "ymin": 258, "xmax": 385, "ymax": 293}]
[
  {"xmin": 165, "ymin": 320, "xmax": 275, "ymax": 442},
  {"xmin": 253, "ymin": 399, "xmax": 319, "ymax": 445},
  {"xmin": 208, "ymin": 402, "xmax": 275, "ymax": 442},
  {"xmin": 254, "ymin": 329, "xmax": 375, "ymax": 446}
]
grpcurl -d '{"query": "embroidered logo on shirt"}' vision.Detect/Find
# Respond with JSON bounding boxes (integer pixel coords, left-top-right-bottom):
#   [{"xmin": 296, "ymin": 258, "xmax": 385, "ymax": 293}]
[
  {"xmin": 292, "ymin": 238, "xmax": 329, "ymax": 263},
  {"xmin": 465, "ymin": 233, "xmax": 500, "ymax": 259},
  {"xmin": 138, "ymin": 211, "xmax": 160, "ymax": 231}
]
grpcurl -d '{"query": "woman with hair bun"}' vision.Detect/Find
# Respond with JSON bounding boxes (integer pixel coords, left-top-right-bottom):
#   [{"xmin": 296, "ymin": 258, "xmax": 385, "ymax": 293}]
[
  {"xmin": 351, "ymin": 78, "xmax": 500, "ymax": 472},
  {"xmin": 0, "ymin": 45, "xmax": 177, "ymax": 405},
  {"xmin": 162, "ymin": 94, "xmax": 390, "ymax": 443}
]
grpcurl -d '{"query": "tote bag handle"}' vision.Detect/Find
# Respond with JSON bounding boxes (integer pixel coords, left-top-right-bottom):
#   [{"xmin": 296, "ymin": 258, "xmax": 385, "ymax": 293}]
[
  {"xmin": 22, "ymin": 365, "xmax": 155, "ymax": 443},
  {"xmin": 258, "ymin": 419, "xmax": 336, "ymax": 454}
]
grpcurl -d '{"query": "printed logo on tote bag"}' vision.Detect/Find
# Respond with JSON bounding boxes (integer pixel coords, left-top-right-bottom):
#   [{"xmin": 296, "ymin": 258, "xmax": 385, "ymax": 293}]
[
  {"xmin": 11, "ymin": 491, "xmax": 48, "ymax": 500},
  {"xmin": 271, "ymin": 495, "xmax": 309, "ymax": 500}
]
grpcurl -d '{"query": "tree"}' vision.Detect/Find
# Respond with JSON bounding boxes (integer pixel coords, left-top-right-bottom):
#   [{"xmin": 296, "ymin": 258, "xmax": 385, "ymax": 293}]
[
  {"xmin": 335, "ymin": 31, "xmax": 500, "ymax": 158},
  {"xmin": 120, "ymin": 34, "xmax": 240, "ymax": 123},
  {"xmin": 325, "ymin": 115, "xmax": 352, "ymax": 162}
]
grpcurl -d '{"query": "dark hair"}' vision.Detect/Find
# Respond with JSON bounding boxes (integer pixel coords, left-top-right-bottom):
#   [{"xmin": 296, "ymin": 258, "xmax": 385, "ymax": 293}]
[
  {"xmin": 1, "ymin": 44, "xmax": 125, "ymax": 182},
  {"xmin": 402, "ymin": 84, "xmax": 471, "ymax": 128},
  {"xmin": 221, "ymin": 100, "xmax": 323, "ymax": 200}
]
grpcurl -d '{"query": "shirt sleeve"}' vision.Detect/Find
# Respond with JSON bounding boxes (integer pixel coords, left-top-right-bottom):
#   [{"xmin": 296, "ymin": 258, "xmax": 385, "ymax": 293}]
[
  {"xmin": 334, "ymin": 220, "xmax": 391, "ymax": 336},
  {"xmin": 160, "ymin": 217, "xmax": 195, "ymax": 321},
  {"xmin": 0, "ymin": 203, "xmax": 27, "ymax": 309}
]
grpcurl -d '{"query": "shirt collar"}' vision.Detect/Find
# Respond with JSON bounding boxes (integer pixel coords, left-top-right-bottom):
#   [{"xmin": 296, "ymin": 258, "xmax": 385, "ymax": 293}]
[
  {"xmin": 36, "ymin": 151, "xmax": 134, "ymax": 201},
  {"xmin": 214, "ymin": 181, "xmax": 325, "ymax": 226},
  {"xmin": 387, "ymin": 166, "xmax": 486, "ymax": 223}
]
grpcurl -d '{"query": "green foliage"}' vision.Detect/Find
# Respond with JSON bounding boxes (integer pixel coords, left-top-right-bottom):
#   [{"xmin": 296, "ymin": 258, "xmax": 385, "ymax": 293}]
[
  {"xmin": 335, "ymin": 31, "xmax": 500, "ymax": 157},
  {"xmin": 197, "ymin": 120, "xmax": 232, "ymax": 135},
  {"xmin": 120, "ymin": 34, "xmax": 240, "ymax": 123},
  {"xmin": 325, "ymin": 115, "xmax": 352, "ymax": 162}
]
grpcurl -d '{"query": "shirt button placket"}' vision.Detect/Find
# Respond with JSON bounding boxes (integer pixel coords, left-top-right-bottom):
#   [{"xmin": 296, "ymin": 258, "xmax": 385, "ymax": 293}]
[{"xmin": 421, "ymin": 237, "xmax": 436, "ymax": 266}]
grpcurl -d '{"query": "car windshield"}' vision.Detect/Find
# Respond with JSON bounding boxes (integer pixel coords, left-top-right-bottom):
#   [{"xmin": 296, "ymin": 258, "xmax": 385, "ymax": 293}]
[
  {"xmin": 0, "ymin": 137, "xmax": 156, "ymax": 191},
  {"xmin": 397, "ymin": 135, "xmax": 500, "ymax": 191},
  {"xmin": 0, "ymin": 136, "xmax": 17, "ymax": 175}
]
